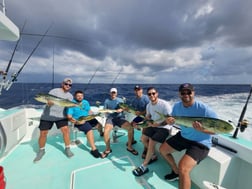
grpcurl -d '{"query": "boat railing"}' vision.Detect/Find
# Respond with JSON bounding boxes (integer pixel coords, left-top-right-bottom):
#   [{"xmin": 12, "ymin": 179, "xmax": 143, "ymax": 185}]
[{"xmin": 0, "ymin": 0, "xmax": 6, "ymax": 14}]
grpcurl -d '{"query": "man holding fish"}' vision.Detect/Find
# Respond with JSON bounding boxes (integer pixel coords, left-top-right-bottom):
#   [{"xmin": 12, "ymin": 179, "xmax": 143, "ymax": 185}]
[
  {"xmin": 33, "ymin": 78, "xmax": 74, "ymax": 163},
  {"xmin": 67, "ymin": 90, "xmax": 102, "ymax": 158},
  {"xmin": 159, "ymin": 83, "xmax": 218, "ymax": 189}
]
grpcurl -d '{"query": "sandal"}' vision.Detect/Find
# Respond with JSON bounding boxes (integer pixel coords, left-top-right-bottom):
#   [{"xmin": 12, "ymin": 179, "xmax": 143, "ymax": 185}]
[
  {"xmin": 125, "ymin": 140, "xmax": 137, "ymax": 146},
  {"xmin": 101, "ymin": 149, "xmax": 112, "ymax": 158},
  {"xmin": 90, "ymin": 149, "xmax": 101, "ymax": 158},
  {"xmin": 132, "ymin": 165, "xmax": 149, "ymax": 176},
  {"xmin": 127, "ymin": 148, "xmax": 138, "ymax": 155}
]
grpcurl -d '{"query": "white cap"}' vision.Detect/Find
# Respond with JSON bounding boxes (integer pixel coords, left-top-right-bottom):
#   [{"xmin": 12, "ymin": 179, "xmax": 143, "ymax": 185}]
[
  {"xmin": 63, "ymin": 77, "xmax": 72, "ymax": 84},
  {"xmin": 110, "ymin": 88, "xmax": 117, "ymax": 93}
]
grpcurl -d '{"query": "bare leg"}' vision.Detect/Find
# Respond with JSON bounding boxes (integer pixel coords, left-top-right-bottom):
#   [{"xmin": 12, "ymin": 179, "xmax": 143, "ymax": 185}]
[
  {"xmin": 178, "ymin": 154, "xmax": 197, "ymax": 189},
  {"xmin": 96, "ymin": 123, "xmax": 104, "ymax": 136},
  {"xmin": 60, "ymin": 126, "xmax": 71, "ymax": 147},
  {"xmin": 159, "ymin": 142, "xmax": 179, "ymax": 174},
  {"xmin": 122, "ymin": 122, "xmax": 134, "ymax": 150},
  {"xmin": 38, "ymin": 130, "xmax": 49, "ymax": 148},
  {"xmin": 103, "ymin": 123, "xmax": 113, "ymax": 151},
  {"xmin": 142, "ymin": 138, "xmax": 157, "ymax": 166},
  {"xmin": 86, "ymin": 130, "xmax": 96, "ymax": 151}
]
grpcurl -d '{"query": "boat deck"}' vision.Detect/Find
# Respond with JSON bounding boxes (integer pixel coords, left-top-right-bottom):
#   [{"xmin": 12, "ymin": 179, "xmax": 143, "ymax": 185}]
[{"xmin": 1, "ymin": 128, "xmax": 199, "ymax": 189}]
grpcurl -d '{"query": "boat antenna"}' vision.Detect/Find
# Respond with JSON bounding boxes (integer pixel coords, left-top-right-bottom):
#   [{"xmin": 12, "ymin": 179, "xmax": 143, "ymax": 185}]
[
  {"xmin": 5, "ymin": 23, "xmax": 53, "ymax": 91},
  {"xmin": 232, "ymin": 84, "xmax": 252, "ymax": 138}
]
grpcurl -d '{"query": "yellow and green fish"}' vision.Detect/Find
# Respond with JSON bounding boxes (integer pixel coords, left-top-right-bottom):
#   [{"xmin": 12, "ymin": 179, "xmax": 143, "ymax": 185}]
[
  {"xmin": 34, "ymin": 93, "xmax": 78, "ymax": 107},
  {"xmin": 77, "ymin": 113, "xmax": 101, "ymax": 122},
  {"xmin": 137, "ymin": 111, "xmax": 234, "ymax": 134}
]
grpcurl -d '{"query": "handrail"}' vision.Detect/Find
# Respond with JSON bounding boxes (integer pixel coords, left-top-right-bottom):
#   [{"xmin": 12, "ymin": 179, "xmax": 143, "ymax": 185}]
[{"xmin": 0, "ymin": 122, "xmax": 7, "ymax": 158}]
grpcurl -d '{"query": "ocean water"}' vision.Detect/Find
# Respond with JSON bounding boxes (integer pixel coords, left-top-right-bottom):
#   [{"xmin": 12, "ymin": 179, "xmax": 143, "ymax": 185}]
[{"xmin": 0, "ymin": 83, "xmax": 251, "ymax": 141}]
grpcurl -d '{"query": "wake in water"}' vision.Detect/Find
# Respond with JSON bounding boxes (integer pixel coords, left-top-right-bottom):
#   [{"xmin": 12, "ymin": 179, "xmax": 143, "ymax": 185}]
[{"xmin": 194, "ymin": 93, "xmax": 252, "ymax": 141}]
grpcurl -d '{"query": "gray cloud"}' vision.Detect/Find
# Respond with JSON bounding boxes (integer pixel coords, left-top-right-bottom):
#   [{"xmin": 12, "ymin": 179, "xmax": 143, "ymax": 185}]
[{"xmin": 0, "ymin": 0, "xmax": 251, "ymax": 84}]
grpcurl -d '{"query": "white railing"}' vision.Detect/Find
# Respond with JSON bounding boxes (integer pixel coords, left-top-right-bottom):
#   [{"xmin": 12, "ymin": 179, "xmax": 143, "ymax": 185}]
[{"xmin": 0, "ymin": 0, "xmax": 6, "ymax": 15}]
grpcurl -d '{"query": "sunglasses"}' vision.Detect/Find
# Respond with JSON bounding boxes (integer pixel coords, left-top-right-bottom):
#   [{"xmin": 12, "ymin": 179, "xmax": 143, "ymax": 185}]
[
  {"xmin": 148, "ymin": 92, "xmax": 156, "ymax": 96},
  {"xmin": 181, "ymin": 91, "xmax": 192, "ymax": 96},
  {"xmin": 64, "ymin": 83, "xmax": 72, "ymax": 87}
]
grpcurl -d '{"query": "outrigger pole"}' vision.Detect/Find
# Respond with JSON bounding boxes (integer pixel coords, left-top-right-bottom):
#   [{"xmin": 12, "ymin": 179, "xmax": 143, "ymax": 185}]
[
  {"xmin": 232, "ymin": 84, "xmax": 252, "ymax": 138},
  {"xmin": 5, "ymin": 23, "xmax": 53, "ymax": 91}
]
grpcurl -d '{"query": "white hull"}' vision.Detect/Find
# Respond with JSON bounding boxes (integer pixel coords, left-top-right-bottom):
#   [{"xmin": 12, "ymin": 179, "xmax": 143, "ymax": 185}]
[{"xmin": 0, "ymin": 105, "xmax": 252, "ymax": 189}]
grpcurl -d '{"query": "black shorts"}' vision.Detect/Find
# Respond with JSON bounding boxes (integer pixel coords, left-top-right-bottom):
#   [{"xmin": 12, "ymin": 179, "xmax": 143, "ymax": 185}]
[
  {"xmin": 87, "ymin": 119, "xmax": 99, "ymax": 127},
  {"xmin": 132, "ymin": 116, "xmax": 144, "ymax": 123},
  {"xmin": 106, "ymin": 117, "xmax": 128, "ymax": 127},
  {"xmin": 166, "ymin": 132, "xmax": 209, "ymax": 164},
  {"xmin": 39, "ymin": 119, "xmax": 69, "ymax": 130},
  {"xmin": 143, "ymin": 127, "xmax": 169, "ymax": 143}
]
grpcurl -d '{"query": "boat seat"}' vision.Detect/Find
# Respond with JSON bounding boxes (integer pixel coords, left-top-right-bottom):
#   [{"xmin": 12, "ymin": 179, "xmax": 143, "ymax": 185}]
[
  {"xmin": 111, "ymin": 126, "xmax": 126, "ymax": 143},
  {"xmin": 69, "ymin": 122, "xmax": 82, "ymax": 146},
  {"xmin": 69, "ymin": 121, "xmax": 103, "ymax": 146}
]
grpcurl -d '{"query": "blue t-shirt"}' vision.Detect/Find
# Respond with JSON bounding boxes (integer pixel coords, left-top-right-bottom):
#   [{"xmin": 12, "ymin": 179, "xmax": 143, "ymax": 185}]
[
  {"xmin": 104, "ymin": 97, "xmax": 124, "ymax": 118},
  {"xmin": 172, "ymin": 100, "xmax": 217, "ymax": 148},
  {"xmin": 67, "ymin": 99, "xmax": 90, "ymax": 120},
  {"xmin": 131, "ymin": 94, "xmax": 149, "ymax": 112}
]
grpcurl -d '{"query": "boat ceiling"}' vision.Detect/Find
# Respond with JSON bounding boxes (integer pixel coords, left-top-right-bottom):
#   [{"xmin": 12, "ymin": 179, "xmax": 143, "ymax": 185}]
[{"xmin": 0, "ymin": 11, "xmax": 19, "ymax": 41}]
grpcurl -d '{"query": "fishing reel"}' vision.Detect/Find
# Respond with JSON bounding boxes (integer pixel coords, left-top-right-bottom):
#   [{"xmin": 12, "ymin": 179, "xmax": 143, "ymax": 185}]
[
  {"xmin": 240, "ymin": 119, "xmax": 249, "ymax": 132},
  {"xmin": 95, "ymin": 101, "xmax": 101, "ymax": 107}
]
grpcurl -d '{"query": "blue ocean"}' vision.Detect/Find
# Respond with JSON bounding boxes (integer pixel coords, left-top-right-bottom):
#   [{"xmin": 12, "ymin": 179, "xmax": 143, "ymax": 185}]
[{"xmin": 1, "ymin": 83, "xmax": 252, "ymax": 141}]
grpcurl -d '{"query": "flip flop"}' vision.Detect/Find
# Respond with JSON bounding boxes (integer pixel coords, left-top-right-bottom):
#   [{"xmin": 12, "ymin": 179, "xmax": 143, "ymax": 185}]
[
  {"xmin": 126, "ymin": 140, "xmax": 137, "ymax": 146},
  {"xmin": 127, "ymin": 148, "xmax": 139, "ymax": 155},
  {"xmin": 101, "ymin": 149, "xmax": 112, "ymax": 158}
]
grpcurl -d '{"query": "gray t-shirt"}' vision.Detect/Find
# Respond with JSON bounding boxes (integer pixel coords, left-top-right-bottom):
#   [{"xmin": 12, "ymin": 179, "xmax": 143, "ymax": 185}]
[{"xmin": 40, "ymin": 88, "xmax": 73, "ymax": 121}]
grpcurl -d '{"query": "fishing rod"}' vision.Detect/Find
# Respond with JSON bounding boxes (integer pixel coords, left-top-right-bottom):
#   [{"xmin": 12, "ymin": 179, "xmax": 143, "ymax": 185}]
[
  {"xmin": 3, "ymin": 21, "xmax": 27, "ymax": 81},
  {"xmin": 232, "ymin": 84, "xmax": 252, "ymax": 138},
  {"xmin": 95, "ymin": 67, "xmax": 123, "ymax": 107},
  {"xmin": 5, "ymin": 24, "xmax": 53, "ymax": 91},
  {"xmin": 111, "ymin": 67, "xmax": 123, "ymax": 86},
  {"xmin": 84, "ymin": 66, "xmax": 100, "ymax": 91}
]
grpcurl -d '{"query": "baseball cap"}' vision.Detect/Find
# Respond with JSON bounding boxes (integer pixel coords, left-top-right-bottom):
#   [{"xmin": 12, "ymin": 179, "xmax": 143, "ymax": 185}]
[
  {"xmin": 179, "ymin": 83, "xmax": 194, "ymax": 91},
  {"xmin": 63, "ymin": 77, "xmax": 72, "ymax": 84},
  {"xmin": 134, "ymin": 85, "xmax": 142, "ymax": 90},
  {"xmin": 110, "ymin": 88, "xmax": 117, "ymax": 93}
]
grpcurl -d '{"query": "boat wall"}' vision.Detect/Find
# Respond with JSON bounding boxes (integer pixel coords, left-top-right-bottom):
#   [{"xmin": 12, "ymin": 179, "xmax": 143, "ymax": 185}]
[{"xmin": 0, "ymin": 108, "xmax": 27, "ymax": 159}]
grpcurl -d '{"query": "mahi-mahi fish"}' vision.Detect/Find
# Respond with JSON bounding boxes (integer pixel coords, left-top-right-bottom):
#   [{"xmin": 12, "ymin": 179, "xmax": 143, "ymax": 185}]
[
  {"xmin": 137, "ymin": 111, "xmax": 234, "ymax": 134},
  {"xmin": 118, "ymin": 103, "xmax": 137, "ymax": 114},
  {"xmin": 98, "ymin": 109, "xmax": 117, "ymax": 114},
  {"xmin": 34, "ymin": 93, "xmax": 78, "ymax": 107},
  {"xmin": 77, "ymin": 113, "xmax": 101, "ymax": 121}
]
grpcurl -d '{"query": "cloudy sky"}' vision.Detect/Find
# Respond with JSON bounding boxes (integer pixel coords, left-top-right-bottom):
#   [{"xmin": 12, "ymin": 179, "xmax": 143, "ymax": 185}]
[{"xmin": 1, "ymin": 0, "xmax": 252, "ymax": 84}]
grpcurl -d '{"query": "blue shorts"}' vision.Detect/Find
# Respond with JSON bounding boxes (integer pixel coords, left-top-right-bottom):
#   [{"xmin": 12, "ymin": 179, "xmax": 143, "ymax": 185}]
[
  {"xmin": 166, "ymin": 132, "xmax": 209, "ymax": 164},
  {"xmin": 39, "ymin": 119, "xmax": 68, "ymax": 130},
  {"xmin": 75, "ymin": 121, "xmax": 93, "ymax": 134}
]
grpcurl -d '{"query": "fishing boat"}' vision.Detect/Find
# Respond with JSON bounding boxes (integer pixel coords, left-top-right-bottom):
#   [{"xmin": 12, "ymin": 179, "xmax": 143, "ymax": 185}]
[{"xmin": 1, "ymin": 3, "xmax": 252, "ymax": 189}]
